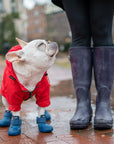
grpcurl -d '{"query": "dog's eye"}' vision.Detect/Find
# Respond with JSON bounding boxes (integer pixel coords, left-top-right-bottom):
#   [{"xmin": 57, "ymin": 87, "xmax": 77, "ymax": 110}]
[
  {"xmin": 39, "ymin": 43, "xmax": 44, "ymax": 47},
  {"xmin": 38, "ymin": 43, "xmax": 46, "ymax": 52}
]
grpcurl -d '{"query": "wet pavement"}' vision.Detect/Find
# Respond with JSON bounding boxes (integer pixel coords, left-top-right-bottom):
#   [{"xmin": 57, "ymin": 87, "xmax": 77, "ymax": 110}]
[{"xmin": 0, "ymin": 56, "xmax": 114, "ymax": 144}]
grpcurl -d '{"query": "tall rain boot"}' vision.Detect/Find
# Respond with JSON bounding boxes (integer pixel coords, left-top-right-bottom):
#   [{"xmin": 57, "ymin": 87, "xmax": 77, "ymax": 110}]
[
  {"xmin": 69, "ymin": 47, "xmax": 92, "ymax": 129},
  {"xmin": 93, "ymin": 47, "xmax": 114, "ymax": 129}
]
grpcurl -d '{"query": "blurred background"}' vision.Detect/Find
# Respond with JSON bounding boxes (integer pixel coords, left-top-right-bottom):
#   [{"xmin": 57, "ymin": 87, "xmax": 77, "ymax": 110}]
[
  {"xmin": 0, "ymin": 0, "xmax": 72, "ymax": 55},
  {"xmin": 0, "ymin": 0, "xmax": 114, "ymax": 55}
]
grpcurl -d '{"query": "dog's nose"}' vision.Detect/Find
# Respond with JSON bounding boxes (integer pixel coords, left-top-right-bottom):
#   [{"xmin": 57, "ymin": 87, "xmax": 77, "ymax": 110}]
[
  {"xmin": 48, "ymin": 42, "xmax": 58, "ymax": 51},
  {"xmin": 47, "ymin": 42, "xmax": 58, "ymax": 57}
]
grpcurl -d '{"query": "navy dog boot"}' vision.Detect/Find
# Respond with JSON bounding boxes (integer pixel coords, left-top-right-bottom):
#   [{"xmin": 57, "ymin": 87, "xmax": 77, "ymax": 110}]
[
  {"xmin": 69, "ymin": 47, "xmax": 92, "ymax": 129},
  {"xmin": 45, "ymin": 110, "xmax": 51, "ymax": 121},
  {"xmin": 8, "ymin": 116, "xmax": 22, "ymax": 136},
  {"xmin": 0, "ymin": 110, "xmax": 12, "ymax": 127},
  {"xmin": 93, "ymin": 47, "xmax": 114, "ymax": 130},
  {"xmin": 37, "ymin": 115, "xmax": 53, "ymax": 133}
]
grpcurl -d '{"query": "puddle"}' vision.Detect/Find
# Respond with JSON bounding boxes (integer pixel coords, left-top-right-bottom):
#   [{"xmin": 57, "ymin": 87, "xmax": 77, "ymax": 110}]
[
  {"xmin": 50, "ymin": 79, "xmax": 75, "ymax": 98},
  {"xmin": 105, "ymin": 132, "xmax": 114, "ymax": 137},
  {"xmin": 104, "ymin": 122, "xmax": 114, "ymax": 137}
]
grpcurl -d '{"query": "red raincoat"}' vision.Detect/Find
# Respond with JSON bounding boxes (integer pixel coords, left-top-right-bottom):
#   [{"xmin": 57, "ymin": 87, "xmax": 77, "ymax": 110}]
[{"xmin": 0, "ymin": 45, "xmax": 51, "ymax": 112}]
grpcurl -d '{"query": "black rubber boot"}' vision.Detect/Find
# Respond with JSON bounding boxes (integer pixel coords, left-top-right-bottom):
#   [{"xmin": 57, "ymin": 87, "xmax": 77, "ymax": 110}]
[
  {"xmin": 93, "ymin": 46, "xmax": 114, "ymax": 130},
  {"xmin": 69, "ymin": 47, "xmax": 92, "ymax": 129}
]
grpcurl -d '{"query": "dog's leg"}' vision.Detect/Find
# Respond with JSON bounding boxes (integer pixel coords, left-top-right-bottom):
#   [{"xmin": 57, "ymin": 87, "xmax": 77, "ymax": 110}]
[
  {"xmin": 12, "ymin": 111, "xmax": 20, "ymax": 117},
  {"xmin": 38, "ymin": 107, "xmax": 45, "ymax": 117},
  {"xmin": 38, "ymin": 107, "xmax": 51, "ymax": 121},
  {"xmin": 36, "ymin": 107, "xmax": 53, "ymax": 132},
  {"xmin": 1, "ymin": 96, "xmax": 21, "ymax": 135},
  {"xmin": 2, "ymin": 96, "xmax": 20, "ymax": 116},
  {"xmin": 2, "ymin": 96, "xmax": 9, "ymax": 110},
  {"xmin": 0, "ymin": 96, "xmax": 12, "ymax": 127},
  {"xmin": 8, "ymin": 111, "xmax": 22, "ymax": 136}
]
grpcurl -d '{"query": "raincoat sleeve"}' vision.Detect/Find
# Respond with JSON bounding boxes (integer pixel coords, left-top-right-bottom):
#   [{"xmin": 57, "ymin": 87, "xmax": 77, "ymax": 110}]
[{"xmin": 35, "ymin": 74, "xmax": 51, "ymax": 107}]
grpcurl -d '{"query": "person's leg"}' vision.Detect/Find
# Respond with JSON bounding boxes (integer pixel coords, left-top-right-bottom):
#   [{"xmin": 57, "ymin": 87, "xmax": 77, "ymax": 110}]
[
  {"xmin": 62, "ymin": 0, "xmax": 92, "ymax": 129},
  {"xmin": 90, "ymin": 0, "xmax": 114, "ymax": 129},
  {"xmin": 62, "ymin": 0, "xmax": 91, "ymax": 47},
  {"xmin": 91, "ymin": 0, "xmax": 113, "ymax": 46}
]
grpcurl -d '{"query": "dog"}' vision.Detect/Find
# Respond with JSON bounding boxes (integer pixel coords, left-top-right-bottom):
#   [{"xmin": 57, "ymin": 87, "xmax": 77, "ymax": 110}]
[{"xmin": 0, "ymin": 38, "xmax": 58, "ymax": 136}]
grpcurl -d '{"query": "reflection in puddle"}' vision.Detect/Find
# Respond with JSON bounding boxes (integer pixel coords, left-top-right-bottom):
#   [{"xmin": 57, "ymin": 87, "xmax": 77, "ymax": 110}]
[
  {"xmin": 105, "ymin": 132, "xmax": 114, "ymax": 137},
  {"xmin": 105, "ymin": 122, "xmax": 114, "ymax": 137}
]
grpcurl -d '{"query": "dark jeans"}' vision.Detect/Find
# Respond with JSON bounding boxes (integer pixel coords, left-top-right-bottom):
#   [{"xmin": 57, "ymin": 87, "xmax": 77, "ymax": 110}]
[{"xmin": 62, "ymin": 0, "xmax": 114, "ymax": 47}]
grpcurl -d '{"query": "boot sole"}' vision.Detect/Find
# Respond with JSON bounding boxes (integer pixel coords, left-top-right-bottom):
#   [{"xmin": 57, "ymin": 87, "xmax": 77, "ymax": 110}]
[
  {"xmin": 70, "ymin": 124, "xmax": 89, "ymax": 130},
  {"xmin": 8, "ymin": 131, "xmax": 21, "ymax": 136},
  {"xmin": 94, "ymin": 123, "xmax": 113, "ymax": 130},
  {"xmin": 70, "ymin": 115, "xmax": 92, "ymax": 130},
  {"xmin": 0, "ymin": 124, "xmax": 10, "ymax": 127}
]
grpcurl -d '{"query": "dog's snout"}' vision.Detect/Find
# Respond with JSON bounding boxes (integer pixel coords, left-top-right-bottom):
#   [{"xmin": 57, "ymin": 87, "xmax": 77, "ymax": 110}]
[
  {"xmin": 48, "ymin": 42, "xmax": 58, "ymax": 50},
  {"xmin": 47, "ymin": 42, "xmax": 58, "ymax": 57}
]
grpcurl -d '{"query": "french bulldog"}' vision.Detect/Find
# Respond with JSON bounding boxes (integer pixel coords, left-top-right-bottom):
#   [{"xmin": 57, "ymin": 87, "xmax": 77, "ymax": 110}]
[{"xmin": 0, "ymin": 38, "xmax": 58, "ymax": 136}]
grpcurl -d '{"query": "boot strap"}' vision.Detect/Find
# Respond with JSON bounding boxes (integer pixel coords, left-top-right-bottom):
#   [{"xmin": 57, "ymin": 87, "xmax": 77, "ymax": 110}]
[
  {"xmin": 4, "ymin": 111, "xmax": 12, "ymax": 118},
  {"xmin": 36, "ymin": 116, "xmax": 46, "ymax": 124},
  {"xmin": 11, "ymin": 118, "xmax": 22, "ymax": 126}
]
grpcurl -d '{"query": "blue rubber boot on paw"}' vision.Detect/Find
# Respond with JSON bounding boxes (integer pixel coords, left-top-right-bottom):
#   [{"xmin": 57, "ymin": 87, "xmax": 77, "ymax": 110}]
[
  {"xmin": 0, "ymin": 110, "xmax": 12, "ymax": 127},
  {"xmin": 45, "ymin": 110, "xmax": 51, "ymax": 121},
  {"xmin": 8, "ymin": 116, "xmax": 22, "ymax": 136},
  {"xmin": 37, "ymin": 115, "xmax": 53, "ymax": 133}
]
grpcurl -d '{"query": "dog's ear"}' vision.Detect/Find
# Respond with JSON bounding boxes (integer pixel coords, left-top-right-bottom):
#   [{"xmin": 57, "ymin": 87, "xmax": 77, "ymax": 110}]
[
  {"xmin": 16, "ymin": 38, "xmax": 27, "ymax": 48},
  {"xmin": 6, "ymin": 50, "xmax": 25, "ymax": 62}
]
